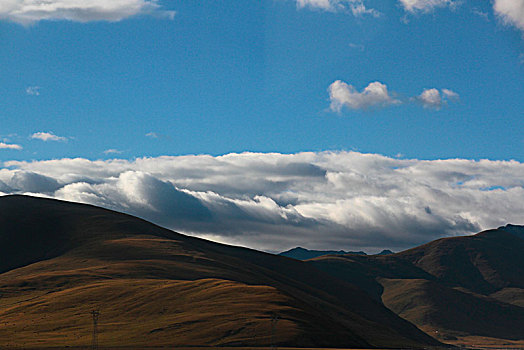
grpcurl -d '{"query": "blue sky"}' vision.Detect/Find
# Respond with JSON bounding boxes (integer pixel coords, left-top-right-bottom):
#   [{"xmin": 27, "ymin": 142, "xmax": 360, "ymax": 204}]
[
  {"xmin": 1, "ymin": 0, "xmax": 524, "ymax": 251},
  {"xmin": 0, "ymin": 0, "xmax": 522, "ymax": 162}
]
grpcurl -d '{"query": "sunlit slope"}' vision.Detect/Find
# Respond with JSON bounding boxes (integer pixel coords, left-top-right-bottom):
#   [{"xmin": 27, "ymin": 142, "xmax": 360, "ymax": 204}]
[
  {"xmin": 0, "ymin": 195, "xmax": 442, "ymax": 348},
  {"xmin": 310, "ymin": 226, "xmax": 524, "ymax": 344}
]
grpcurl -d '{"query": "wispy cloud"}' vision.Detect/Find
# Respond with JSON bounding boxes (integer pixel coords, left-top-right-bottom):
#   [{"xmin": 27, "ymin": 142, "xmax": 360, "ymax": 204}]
[
  {"xmin": 472, "ymin": 8, "xmax": 489, "ymax": 21},
  {"xmin": 442, "ymin": 88, "xmax": 460, "ymax": 100},
  {"xmin": 348, "ymin": 43, "xmax": 365, "ymax": 51},
  {"xmin": 398, "ymin": 0, "xmax": 456, "ymax": 13},
  {"xmin": 104, "ymin": 149, "xmax": 123, "ymax": 155},
  {"xmin": 146, "ymin": 132, "xmax": 159, "ymax": 138},
  {"xmin": 25, "ymin": 86, "xmax": 40, "ymax": 96},
  {"xmin": 328, "ymin": 80, "xmax": 458, "ymax": 112},
  {"xmin": 2, "ymin": 152, "xmax": 523, "ymax": 252},
  {"xmin": 295, "ymin": 0, "xmax": 380, "ymax": 17},
  {"xmin": 0, "ymin": 142, "xmax": 22, "ymax": 150},
  {"xmin": 0, "ymin": 0, "xmax": 175, "ymax": 25},
  {"xmin": 31, "ymin": 132, "xmax": 67, "ymax": 142}
]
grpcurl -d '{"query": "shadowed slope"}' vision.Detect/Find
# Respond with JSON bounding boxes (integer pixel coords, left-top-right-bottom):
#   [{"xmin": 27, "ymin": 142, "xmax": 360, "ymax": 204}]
[
  {"xmin": 309, "ymin": 226, "xmax": 524, "ymax": 345},
  {"xmin": 396, "ymin": 227, "xmax": 524, "ymax": 294},
  {"xmin": 0, "ymin": 195, "xmax": 442, "ymax": 349}
]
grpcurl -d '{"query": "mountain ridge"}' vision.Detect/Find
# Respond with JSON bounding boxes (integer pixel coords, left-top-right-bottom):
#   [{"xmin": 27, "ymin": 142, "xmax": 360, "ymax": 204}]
[
  {"xmin": 279, "ymin": 247, "xmax": 395, "ymax": 261},
  {"xmin": 309, "ymin": 225, "xmax": 524, "ymax": 346}
]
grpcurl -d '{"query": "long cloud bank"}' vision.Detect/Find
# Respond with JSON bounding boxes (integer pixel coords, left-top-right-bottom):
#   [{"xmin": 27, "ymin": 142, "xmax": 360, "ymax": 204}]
[
  {"xmin": 0, "ymin": 0, "xmax": 175, "ymax": 24},
  {"xmin": 1, "ymin": 151, "xmax": 523, "ymax": 252}
]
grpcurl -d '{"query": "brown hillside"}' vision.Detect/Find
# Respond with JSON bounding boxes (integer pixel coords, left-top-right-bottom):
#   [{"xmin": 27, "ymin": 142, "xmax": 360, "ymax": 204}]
[
  {"xmin": 396, "ymin": 228, "xmax": 524, "ymax": 294},
  {"xmin": 310, "ymin": 226, "xmax": 524, "ymax": 345},
  {"xmin": 0, "ymin": 195, "xmax": 443, "ymax": 349}
]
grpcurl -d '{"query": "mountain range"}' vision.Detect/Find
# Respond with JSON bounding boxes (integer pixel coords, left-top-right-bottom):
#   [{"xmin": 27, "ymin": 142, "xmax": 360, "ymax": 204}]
[
  {"xmin": 279, "ymin": 247, "xmax": 393, "ymax": 260},
  {"xmin": 0, "ymin": 195, "xmax": 522, "ymax": 348},
  {"xmin": 0, "ymin": 195, "xmax": 441, "ymax": 349},
  {"xmin": 308, "ymin": 225, "xmax": 524, "ymax": 347}
]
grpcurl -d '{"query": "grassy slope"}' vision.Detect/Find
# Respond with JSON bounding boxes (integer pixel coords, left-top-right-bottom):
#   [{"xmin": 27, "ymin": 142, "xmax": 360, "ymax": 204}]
[
  {"xmin": 310, "ymin": 228, "xmax": 524, "ymax": 345},
  {"xmin": 0, "ymin": 195, "xmax": 442, "ymax": 349}
]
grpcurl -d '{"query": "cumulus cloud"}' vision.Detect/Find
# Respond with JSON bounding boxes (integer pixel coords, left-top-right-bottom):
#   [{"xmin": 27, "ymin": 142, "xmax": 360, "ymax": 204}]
[
  {"xmin": 2, "ymin": 152, "xmax": 524, "ymax": 252},
  {"xmin": 9, "ymin": 171, "xmax": 61, "ymax": 193},
  {"xmin": 329, "ymin": 80, "xmax": 458, "ymax": 112},
  {"xmin": 398, "ymin": 0, "xmax": 455, "ymax": 13},
  {"xmin": 329, "ymin": 80, "xmax": 399, "ymax": 111},
  {"xmin": 0, "ymin": 0, "xmax": 175, "ymax": 25},
  {"xmin": 493, "ymin": 0, "xmax": 524, "ymax": 32},
  {"xmin": 295, "ymin": 0, "xmax": 380, "ymax": 17},
  {"xmin": 0, "ymin": 142, "xmax": 22, "ymax": 150},
  {"xmin": 416, "ymin": 88, "xmax": 459, "ymax": 109},
  {"xmin": 417, "ymin": 88, "xmax": 442, "ymax": 108},
  {"xmin": 31, "ymin": 132, "xmax": 67, "ymax": 142}
]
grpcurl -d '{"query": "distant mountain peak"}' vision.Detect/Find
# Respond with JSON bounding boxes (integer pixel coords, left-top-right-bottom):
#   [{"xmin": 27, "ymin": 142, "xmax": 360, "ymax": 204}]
[
  {"xmin": 376, "ymin": 249, "xmax": 394, "ymax": 255},
  {"xmin": 279, "ymin": 247, "xmax": 367, "ymax": 260}
]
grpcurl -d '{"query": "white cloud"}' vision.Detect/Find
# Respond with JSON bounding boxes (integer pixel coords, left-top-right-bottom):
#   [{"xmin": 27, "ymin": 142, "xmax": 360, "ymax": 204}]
[
  {"xmin": 104, "ymin": 149, "xmax": 123, "ymax": 155},
  {"xmin": 398, "ymin": 0, "xmax": 455, "ymax": 13},
  {"xmin": 2, "ymin": 152, "xmax": 524, "ymax": 252},
  {"xmin": 493, "ymin": 0, "xmax": 524, "ymax": 32},
  {"xmin": 416, "ymin": 88, "xmax": 459, "ymax": 109},
  {"xmin": 329, "ymin": 80, "xmax": 399, "ymax": 111},
  {"xmin": 442, "ymin": 88, "xmax": 459, "ymax": 100},
  {"xmin": 26, "ymin": 86, "xmax": 40, "ymax": 96},
  {"xmin": 349, "ymin": 2, "xmax": 380, "ymax": 17},
  {"xmin": 297, "ymin": 0, "xmax": 332, "ymax": 10},
  {"xmin": 146, "ymin": 132, "xmax": 159, "ymax": 138},
  {"xmin": 295, "ymin": 0, "xmax": 380, "ymax": 17},
  {"xmin": 31, "ymin": 132, "xmax": 67, "ymax": 142},
  {"xmin": 418, "ymin": 88, "xmax": 442, "ymax": 109},
  {"xmin": 348, "ymin": 43, "xmax": 365, "ymax": 51},
  {"xmin": 0, "ymin": 0, "xmax": 175, "ymax": 25},
  {"xmin": 472, "ymin": 8, "xmax": 489, "ymax": 21},
  {"xmin": 0, "ymin": 142, "xmax": 22, "ymax": 150},
  {"xmin": 328, "ymin": 80, "xmax": 459, "ymax": 112}
]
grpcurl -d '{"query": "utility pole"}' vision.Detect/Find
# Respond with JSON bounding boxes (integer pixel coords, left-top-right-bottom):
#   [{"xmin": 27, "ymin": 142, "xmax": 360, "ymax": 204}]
[
  {"xmin": 271, "ymin": 314, "xmax": 279, "ymax": 350},
  {"xmin": 91, "ymin": 310, "xmax": 100, "ymax": 350}
]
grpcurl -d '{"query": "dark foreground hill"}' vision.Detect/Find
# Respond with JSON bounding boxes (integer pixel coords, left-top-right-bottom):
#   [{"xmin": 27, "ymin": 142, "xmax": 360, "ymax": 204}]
[
  {"xmin": 309, "ymin": 225, "xmax": 524, "ymax": 347},
  {"xmin": 0, "ymin": 195, "xmax": 443, "ymax": 349}
]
